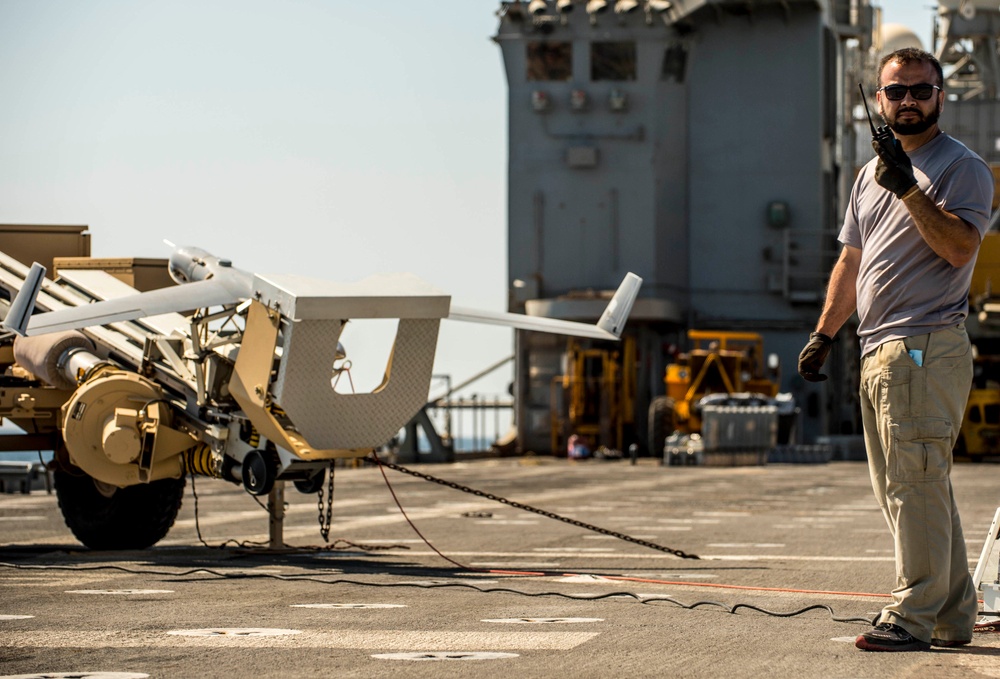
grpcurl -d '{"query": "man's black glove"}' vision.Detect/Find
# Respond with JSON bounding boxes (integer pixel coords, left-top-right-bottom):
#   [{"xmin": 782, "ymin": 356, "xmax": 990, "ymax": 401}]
[
  {"xmin": 798, "ymin": 332, "xmax": 834, "ymax": 382},
  {"xmin": 872, "ymin": 138, "xmax": 917, "ymax": 198}
]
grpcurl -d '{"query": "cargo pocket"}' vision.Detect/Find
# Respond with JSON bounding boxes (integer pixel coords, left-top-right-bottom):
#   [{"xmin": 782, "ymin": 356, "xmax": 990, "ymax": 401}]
[
  {"xmin": 887, "ymin": 418, "xmax": 952, "ymax": 483},
  {"xmin": 880, "ymin": 363, "xmax": 924, "ymax": 421}
]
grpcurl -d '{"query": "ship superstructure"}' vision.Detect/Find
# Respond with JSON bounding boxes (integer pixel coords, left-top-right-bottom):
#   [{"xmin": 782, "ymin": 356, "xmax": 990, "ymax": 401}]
[{"xmin": 495, "ymin": 0, "xmax": 877, "ymax": 453}]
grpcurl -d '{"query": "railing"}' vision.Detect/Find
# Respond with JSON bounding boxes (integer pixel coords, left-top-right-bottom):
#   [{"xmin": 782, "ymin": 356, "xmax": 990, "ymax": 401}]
[
  {"xmin": 398, "ymin": 357, "xmax": 517, "ymax": 459},
  {"xmin": 427, "ymin": 396, "xmax": 515, "ymax": 455},
  {"xmin": 780, "ymin": 228, "xmax": 841, "ymax": 303}
]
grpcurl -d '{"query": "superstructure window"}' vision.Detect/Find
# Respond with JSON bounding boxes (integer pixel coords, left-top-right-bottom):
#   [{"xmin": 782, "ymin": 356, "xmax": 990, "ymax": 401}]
[
  {"xmin": 591, "ymin": 42, "xmax": 636, "ymax": 81},
  {"xmin": 527, "ymin": 42, "xmax": 572, "ymax": 81},
  {"xmin": 661, "ymin": 44, "xmax": 688, "ymax": 82}
]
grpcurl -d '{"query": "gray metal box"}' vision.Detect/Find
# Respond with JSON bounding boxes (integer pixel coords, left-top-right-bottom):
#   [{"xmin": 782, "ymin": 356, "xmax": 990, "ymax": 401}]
[{"xmin": 701, "ymin": 405, "xmax": 778, "ymax": 453}]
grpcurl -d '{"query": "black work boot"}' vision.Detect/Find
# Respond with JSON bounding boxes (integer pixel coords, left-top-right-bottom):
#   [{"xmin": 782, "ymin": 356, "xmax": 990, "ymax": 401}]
[{"xmin": 855, "ymin": 623, "xmax": 931, "ymax": 652}]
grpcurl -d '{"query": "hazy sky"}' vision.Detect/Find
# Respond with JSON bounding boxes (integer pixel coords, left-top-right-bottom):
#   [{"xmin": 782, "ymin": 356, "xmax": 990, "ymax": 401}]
[
  {"xmin": 881, "ymin": 1, "xmax": 937, "ymax": 48},
  {"xmin": 0, "ymin": 0, "xmax": 940, "ymax": 395}
]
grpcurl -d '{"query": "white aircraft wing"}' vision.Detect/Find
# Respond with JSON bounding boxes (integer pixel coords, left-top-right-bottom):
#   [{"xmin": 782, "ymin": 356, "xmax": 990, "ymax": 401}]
[
  {"xmin": 4, "ymin": 246, "xmax": 642, "ymax": 343},
  {"xmin": 448, "ymin": 306, "xmax": 620, "ymax": 340},
  {"xmin": 12, "ymin": 276, "xmax": 249, "ymax": 337},
  {"xmin": 448, "ymin": 272, "xmax": 642, "ymax": 341}
]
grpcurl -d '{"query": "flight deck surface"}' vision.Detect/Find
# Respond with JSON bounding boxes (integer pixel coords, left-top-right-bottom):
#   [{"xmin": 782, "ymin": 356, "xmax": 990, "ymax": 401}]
[{"xmin": 2, "ymin": 458, "xmax": 999, "ymax": 678}]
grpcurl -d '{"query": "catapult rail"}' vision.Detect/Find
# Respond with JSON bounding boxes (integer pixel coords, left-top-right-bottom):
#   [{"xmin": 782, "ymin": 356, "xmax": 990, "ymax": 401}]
[{"xmin": 0, "ymin": 250, "xmax": 193, "ymax": 395}]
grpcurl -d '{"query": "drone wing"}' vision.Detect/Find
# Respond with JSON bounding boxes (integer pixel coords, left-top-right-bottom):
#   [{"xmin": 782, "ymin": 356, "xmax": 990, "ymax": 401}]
[
  {"xmin": 2, "ymin": 266, "xmax": 251, "ymax": 337},
  {"xmin": 448, "ymin": 272, "xmax": 642, "ymax": 340}
]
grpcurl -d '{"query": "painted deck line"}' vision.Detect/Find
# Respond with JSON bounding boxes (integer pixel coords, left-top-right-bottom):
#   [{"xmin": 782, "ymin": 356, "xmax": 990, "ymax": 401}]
[
  {"xmin": 392, "ymin": 550, "xmax": 896, "ymax": 562},
  {"xmin": 0, "ymin": 629, "xmax": 600, "ymax": 650}
]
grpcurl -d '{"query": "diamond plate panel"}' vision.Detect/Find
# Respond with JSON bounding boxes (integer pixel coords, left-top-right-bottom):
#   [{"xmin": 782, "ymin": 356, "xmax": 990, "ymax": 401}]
[{"xmin": 272, "ymin": 318, "xmax": 439, "ymax": 449}]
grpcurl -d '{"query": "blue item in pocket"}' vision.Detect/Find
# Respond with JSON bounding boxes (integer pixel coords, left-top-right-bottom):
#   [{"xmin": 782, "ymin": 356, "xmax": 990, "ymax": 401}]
[{"xmin": 908, "ymin": 349, "xmax": 923, "ymax": 367}]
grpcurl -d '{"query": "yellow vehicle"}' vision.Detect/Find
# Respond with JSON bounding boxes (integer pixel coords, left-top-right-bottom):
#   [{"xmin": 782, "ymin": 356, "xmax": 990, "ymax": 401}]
[
  {"xmin": 962, "ymin": 230, "xmax": 1000, "ymax": 461},
  {"xmin": 550, "ymin": 337, "xmax": 636, "ymax": 457},
  {"xmin": 956, "ymin": 387, "xmax": 1000, "ymax": 462},
  {"xmin": 649, "ymin": 330, "xmax": 791, "ymax": 461}
]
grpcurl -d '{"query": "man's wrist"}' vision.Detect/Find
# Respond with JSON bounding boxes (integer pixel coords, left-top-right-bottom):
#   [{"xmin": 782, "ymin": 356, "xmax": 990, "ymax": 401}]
[{"xmin": 899, "ymin": 184, "xmax": 921, "ymax": 201}]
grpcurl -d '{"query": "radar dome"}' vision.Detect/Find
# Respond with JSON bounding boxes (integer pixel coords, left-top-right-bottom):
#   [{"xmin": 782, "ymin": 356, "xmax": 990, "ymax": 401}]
[{"xmin": 880, "ymin": 23, "xmax": 923, "ymax": 54}]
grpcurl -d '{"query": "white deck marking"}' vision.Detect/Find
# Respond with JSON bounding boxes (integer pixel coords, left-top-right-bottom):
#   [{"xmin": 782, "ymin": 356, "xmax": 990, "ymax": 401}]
[
  {"xmin": 337, "ymin": 538, "xmax": 424, "ymax": 544},
  {"xmin": 483, "ymin": 618, "xmax": 603, "ymax": 624},
  {"xmin": 291, "ymin": 603, "xmax": 406, "ymax": 609},
  {"xmin": 397, "ymin": 550, "xmax": 895, "ymax": 562},
  {"xmin": 0, "ymin": 673, "xmax": 150, "ymax": 679},
  {"xmin": 705, "ymin": 555, "xmax": 895, "ymax": 562},
  {"xmin": 3, "ymin": 629, "xmax": 599, "ymax": 650},
  {"xmin": 3, "ymin": 573, "xmax": 111, "ymax": 588},
  {"xmin": 65, "ymin": 589, "xmax": 173, "ymax": 595},
  {"xmin": 631, "ymin": 526, "xmax": 693, "ymax": 531},
  {"xmin": 0, "ymin": 516, "xmax": 45, "ymax": 521},
  {"xmin": 167, "ymin": 628, "xmax": 301, "ymax": 637},
  {"xmin": 372, "ymin": 652, "xmax": 519, "ymax": 661},
  {"xmin": 556, "ymin": 575, "xmax": 616, "ymax": 583},
  {"xmin": 631, "ymin": 573, "xmax": 719, "ymax": 580},
  {"xmin": 0, "ymin": 496, "xmax": 58, "ymax": 508},
  {"xmin": 468, "ymin": 562, "xmax": 561, "ymax": 569}
]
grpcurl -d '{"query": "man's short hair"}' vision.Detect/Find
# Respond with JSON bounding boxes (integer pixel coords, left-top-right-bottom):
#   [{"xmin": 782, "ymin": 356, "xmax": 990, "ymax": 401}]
[{"xmin": 877, "ymin": 47, "xmax": 944, "ymax": 88}]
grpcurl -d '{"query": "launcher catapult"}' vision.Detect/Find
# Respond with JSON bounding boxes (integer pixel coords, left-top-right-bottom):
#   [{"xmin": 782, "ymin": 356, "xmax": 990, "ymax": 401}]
[{"xmin": 0, "ymin": 240, "xmax": 639, "ymax": 549}]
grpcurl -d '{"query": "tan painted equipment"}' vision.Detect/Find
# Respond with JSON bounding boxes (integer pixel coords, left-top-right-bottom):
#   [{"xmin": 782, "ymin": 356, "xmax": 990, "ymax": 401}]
[{"xmin": 0, "ymin": 229, "xmax": 640, "ymax": 549}]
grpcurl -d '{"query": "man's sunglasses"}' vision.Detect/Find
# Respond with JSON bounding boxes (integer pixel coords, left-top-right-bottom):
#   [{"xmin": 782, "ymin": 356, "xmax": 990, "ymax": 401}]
[{"xmin": 878, "ymin": 83, "xmax": 942, "ymax": 101}]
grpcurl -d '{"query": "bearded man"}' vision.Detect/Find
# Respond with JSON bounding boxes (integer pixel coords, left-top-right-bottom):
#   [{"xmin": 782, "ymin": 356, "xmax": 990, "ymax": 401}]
[{"xmin": 798, "ymin": 47, "xmax": 994, "ymax": 652}]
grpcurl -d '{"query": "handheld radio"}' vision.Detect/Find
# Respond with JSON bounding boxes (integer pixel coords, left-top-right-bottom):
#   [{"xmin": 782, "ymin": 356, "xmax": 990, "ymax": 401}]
[{"xmin": 859, "ymin": 82, "xmax": 897, "ymax": 159}]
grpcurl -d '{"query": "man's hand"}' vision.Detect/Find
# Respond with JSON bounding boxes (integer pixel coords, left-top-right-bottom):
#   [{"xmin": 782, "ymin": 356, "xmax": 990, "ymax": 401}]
[
  {"xmin": 798, "ymin": 332, "xmax": 834, "ymax": 382},
  {"xmin": 872, "ymin": 138, "xmax": 917, "ymax": 198}
]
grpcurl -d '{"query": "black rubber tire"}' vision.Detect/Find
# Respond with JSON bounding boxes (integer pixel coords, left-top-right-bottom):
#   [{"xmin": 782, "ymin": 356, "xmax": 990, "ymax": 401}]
[
  {"xmin": 54, "ymin": 471, "xmax": 185, "ymax": 550},
  {"xmin": 648, "ymin": 396, "xmax": 676, "ymax": 459},
  {"xmin": 294, "ymin": 469, "xmax": 327, "ymax": 495}
]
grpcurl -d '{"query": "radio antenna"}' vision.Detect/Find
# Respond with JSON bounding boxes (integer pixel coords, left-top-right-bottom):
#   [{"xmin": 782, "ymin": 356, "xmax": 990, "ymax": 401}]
[{"xmin": 859, "ymin": 82, "xmax": 878, "ymax": 136}]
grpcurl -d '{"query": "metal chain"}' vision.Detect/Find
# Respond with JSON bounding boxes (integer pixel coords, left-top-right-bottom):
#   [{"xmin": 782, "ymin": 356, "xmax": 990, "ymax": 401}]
[
  {"xmin": 373, "ymin": 457, "xmax": 700, "ymax": 560},
  {"xmin": 317, "ymin": 463, "xmax": 334, "ymax": 543}
]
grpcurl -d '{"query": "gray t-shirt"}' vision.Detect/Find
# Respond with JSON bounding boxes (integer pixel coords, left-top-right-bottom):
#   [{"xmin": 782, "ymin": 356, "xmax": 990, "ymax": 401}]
[{"xmin": 839, "ymin": 133, "xmax": 994, "ymax": 356}]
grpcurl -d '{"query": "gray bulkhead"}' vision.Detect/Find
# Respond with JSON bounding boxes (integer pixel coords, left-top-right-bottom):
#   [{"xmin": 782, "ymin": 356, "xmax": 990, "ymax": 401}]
[{"xmin": 495, "ymin": 1, "xmax": 870, "ymax": 452}]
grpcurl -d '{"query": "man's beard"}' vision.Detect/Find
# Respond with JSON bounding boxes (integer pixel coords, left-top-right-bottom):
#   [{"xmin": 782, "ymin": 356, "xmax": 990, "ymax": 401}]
[{"xmin": 885, "ymin": 106, "xmax": 940, "ymax": 135}]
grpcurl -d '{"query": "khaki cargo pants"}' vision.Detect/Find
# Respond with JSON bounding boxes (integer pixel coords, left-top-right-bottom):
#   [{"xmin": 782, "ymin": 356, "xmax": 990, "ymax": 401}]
[{"xmin": 859, "ymin": 324, "xmax": 978, "ymax": 643}]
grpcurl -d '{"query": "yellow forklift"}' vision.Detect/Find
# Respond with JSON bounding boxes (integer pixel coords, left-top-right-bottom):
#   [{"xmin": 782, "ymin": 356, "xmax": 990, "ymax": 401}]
[
  {"xmin": 648, "ymin": 330, "xmax": 793, "ymax": 464},
  {"xmin": 549, "ymin": 337, "xmax": 636, "ymax": 457}
]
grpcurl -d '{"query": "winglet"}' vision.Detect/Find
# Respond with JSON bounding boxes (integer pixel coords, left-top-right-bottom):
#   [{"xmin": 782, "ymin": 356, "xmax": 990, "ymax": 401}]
[
  {"xmin": 3, "ymin": 262, "xmax": 46, "ymax": 336},
  {"xmin": 447, "ymin": 272, "xmax": 643, "ymax": 341},
  {"xmin": 597, "ymin": 272, "xmax": 642, "ymax": 338}
]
